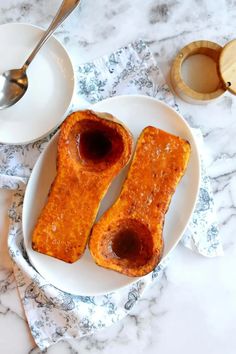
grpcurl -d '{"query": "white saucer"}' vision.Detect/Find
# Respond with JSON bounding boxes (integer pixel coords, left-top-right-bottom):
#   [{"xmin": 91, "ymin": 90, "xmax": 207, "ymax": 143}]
[
  {"xmin": 0, "ymin": 23, "xmax": 74, "ymax": 144},
  {"xmin": 23, "ymin": 95, "xmax": 200, "ymax": 296}
]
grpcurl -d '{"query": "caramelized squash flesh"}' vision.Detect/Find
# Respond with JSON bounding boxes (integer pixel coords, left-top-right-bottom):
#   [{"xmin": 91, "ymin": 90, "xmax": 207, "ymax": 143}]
[
  {"xmin": 89, "ymin": 126, "xmax": 191, "ymax": 276},
  {"xmin": 32, "ymin": 110, "xmax": 133, "ymax": 263}
]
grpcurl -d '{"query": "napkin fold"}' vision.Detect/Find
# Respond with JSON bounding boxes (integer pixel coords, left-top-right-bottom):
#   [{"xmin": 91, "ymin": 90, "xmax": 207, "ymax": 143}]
[{"xmin": 0, "ymin": 40, "xmax": 222, "ymax": 350}]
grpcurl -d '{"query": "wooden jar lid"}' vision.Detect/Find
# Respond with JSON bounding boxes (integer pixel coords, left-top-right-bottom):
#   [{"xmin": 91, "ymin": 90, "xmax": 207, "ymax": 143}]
[
  {"xmin": 219, "ymin": 39, "xmax": 236, "ymax": 95},
  {"xmin": 170, "ymin": 40, "xmax": 236, "ymax": 104}
]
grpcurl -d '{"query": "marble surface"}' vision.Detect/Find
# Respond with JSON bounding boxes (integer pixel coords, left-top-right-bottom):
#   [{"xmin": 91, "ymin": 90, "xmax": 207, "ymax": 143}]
[{"xmin": 0, "ymin": 0, "xmax": 236, "ymax": 353}]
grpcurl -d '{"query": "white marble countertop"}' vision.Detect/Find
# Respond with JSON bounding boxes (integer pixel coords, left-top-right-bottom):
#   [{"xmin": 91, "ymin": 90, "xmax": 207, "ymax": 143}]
[{"xmin": 0, "ymin": 0, "xmax": 236, "ymax": 353}]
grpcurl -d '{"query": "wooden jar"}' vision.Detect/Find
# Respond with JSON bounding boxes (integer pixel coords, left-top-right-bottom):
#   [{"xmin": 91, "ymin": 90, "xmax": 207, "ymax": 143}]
[{"xmin": 170, "ymin": 39, "xmax": 236, "ymax": 104}]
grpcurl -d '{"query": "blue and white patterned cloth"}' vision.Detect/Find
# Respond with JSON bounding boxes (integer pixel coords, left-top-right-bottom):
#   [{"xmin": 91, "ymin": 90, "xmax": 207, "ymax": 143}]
[{"xmin": 0, "ymin": 40, "xmax": 223, "ymax": 350}]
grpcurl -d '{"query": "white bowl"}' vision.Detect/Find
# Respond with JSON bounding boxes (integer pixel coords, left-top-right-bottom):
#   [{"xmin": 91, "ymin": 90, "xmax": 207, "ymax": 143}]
[{"xmin": 0, "ymin": 23, "xmax": 74, "ymax": 144}]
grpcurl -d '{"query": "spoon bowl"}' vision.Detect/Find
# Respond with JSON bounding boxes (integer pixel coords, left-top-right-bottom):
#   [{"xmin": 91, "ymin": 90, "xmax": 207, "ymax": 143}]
[{"xmin": 0, "ymin": 69, "xmax": 28, "ymax": 109}]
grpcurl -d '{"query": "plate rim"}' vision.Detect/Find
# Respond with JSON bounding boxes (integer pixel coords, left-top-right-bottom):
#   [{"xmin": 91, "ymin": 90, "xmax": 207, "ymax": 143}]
[
  {"xmin": 0, "ymin": 22, "xmax": 75, "ymax": 145},
  {"xmin": 22, "ymin": 94, "xmax": 201, "ymax": 295}
]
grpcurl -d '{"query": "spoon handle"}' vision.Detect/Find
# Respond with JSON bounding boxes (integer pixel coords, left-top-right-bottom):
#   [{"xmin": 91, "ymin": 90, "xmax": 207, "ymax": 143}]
[{"xmin": 23, "ymin": 0, "xmax": 80, "ymax": 70}]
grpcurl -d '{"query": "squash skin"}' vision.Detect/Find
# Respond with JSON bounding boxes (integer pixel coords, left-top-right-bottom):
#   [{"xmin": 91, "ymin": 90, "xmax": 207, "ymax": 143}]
[
  {"xmin": 89, "ymin": 126, "xmax": 191, "ymax": 276},
  {"xmin": 32, "ymin": 110, "xmax": 133, "ymax": 263}
]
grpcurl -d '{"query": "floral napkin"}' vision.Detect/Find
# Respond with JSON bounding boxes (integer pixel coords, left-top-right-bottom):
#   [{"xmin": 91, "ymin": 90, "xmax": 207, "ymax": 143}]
[{"xmin": 0, "ymin": 40, "xmax": 222, "ymax": 350}]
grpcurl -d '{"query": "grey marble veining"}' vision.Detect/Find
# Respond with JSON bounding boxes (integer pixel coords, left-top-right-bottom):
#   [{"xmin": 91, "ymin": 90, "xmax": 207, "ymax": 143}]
[{"xmin": 0, "ymin": 0, "xmax": 236, "ymax": 353}]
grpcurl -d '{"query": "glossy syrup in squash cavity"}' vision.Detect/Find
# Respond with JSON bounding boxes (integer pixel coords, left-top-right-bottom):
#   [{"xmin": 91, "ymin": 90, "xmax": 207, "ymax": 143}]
[
  {"xmin": 102, "ymin": 219, "xmax": 154, "ymax": 267},
  {"xmin": 67, "ymin": 119, "xmax": 125, "ymax": 171},
  {"xmin": 78, "ymin": 129, "xmax": 112, "ymax": 162}
]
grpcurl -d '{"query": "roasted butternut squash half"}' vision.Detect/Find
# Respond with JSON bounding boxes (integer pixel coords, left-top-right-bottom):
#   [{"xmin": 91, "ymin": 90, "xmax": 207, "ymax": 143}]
[
  {"xmin": 89, "ymin": 126, "xmax": 191, "ymax": 276},
  {"xmin": 32, "ymin": 110, "xmax": 133, "ymax": 263}
]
